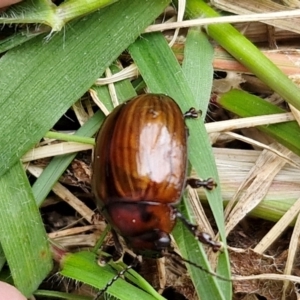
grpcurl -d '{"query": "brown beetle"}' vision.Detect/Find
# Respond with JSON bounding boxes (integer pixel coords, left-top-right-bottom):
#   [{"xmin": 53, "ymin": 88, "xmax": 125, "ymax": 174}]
[{"xmin": 92, "ymin": 94, "xmax": 219, "ymax": 258}]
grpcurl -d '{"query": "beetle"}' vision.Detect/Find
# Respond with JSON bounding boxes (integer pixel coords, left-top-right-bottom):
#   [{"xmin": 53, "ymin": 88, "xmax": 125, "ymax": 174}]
[{"xmin": 92, "ymin": 93, "xmax": 220, "ymax": 258}]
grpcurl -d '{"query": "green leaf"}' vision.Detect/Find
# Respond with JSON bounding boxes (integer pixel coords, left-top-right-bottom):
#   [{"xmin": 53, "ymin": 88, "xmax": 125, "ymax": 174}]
[
  {"xmin": 0, "ymin": 161, "xmax": 52, "ymax": 297},
  {"xmin": 182, "ymin": 28, "xmax": 214, "ymax": 116},
  {"xmin": 0, "ymin": 0, "xmax": 169, "ymax": 178},
  {"xmin": 129, "ymin": 32, "xmax": 231, "ymax": 300},
  {"xmin": 44, "ymin": 131, "xmax": 95, "ymax": 144},
  {"xmin": 34, "ymin": 289, "xmax": 91, "ymax": 300},
  {"xmin": 60, "ymin": 251, "xmax": 164, "ymax": 300},
  {"xmin": 181, "ymin": 28, "xmax": 230, "ymax": 296},
  {"xmin": 0, "ymin": 0, "xmax": 118, "ymax": 31},
  {"xmin": 0, "ymin": 30, "xmax": 41, "ymax": 54},
  {"xmin": 218, "ymin": 89, "xmax": 300, "ymax": 156}
]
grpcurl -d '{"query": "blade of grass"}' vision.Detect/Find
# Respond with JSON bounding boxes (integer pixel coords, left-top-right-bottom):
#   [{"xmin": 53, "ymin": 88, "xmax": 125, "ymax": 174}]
[
  {"xmin": 182, "ymin": 28, "xmax": 214, "ymax": 116},
  {"xmin": 55, "ymin": 0, "xmax": 119, "ymax": 29},
  {"xmin": 60, "ymin": 251, "xmax": 164, "ymax": 300},
  {"xmin": 108, "ymin": 261, "xmax": 166, "ymax": 300},
  {"xmin": 0, "ymin": 247, "xmax": 5, "ymax": 270},
  {"xmin": 0, "ymin": 0, "xmax": 169, "ymax": 178},
  {"xmin": 0, "ymin": 0, "xmax": 56, "ymax": 27},
  {"xmin": 129, "ymin": 32, "xmax": 231, "ymax": 300},
  {"xmin": 34, "ymin": 290, "xmax": 91, "ymax": 300},
  {"xmin": 218, "ymin": 89, "xmax": 300, "ymax": 156},
  {"xmin": 44, "ymin": 132, "xmax": 95, "ymax": 144},
  {"xmin": 0, "ymin": 0, "xmax": 118, "ymax": 31},
  {"xmin": 178, "ymin": 0, "xmax": 300, "ymax": 111},
  {"xmin": 0, "ymin": 29, "xmax": 43, "ymax": 54},
  {"xmin": 180, "ymin": 28, "xmax": 230, "ymax": 294},
  {"xmin": 0, "ymin": 161, "xmax": 52, "ymax": 297}
]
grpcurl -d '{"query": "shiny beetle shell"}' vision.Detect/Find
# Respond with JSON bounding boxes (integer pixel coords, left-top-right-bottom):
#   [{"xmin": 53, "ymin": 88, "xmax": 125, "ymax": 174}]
[{"xmin": 92, "ymin": 94, "xmax": 188, "ymax": 254}]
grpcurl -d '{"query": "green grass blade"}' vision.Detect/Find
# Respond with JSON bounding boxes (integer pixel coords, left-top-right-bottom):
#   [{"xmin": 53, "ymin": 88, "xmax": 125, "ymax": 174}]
[
  {"xmin": 180, "ymin": 0, "xmax": 300, "ymax": 111},
  {"xmin": 44, "ymin": 131, "xmax": 95, "ymax": 144},
  {"xmin": 173, "ymin": 213, "xmax": 230, "ymax": 298},
  {"xmin": 0, "ymin": 0, "xmax": 169, "ymax": 179},
  {"xmin": 0, "ymin": 0, "xmax": 56, "ymax": 27},
  {"xmin": 182, "ymin": 28, "xmax": 214, "ymax": 116},
  {"xmin": 218, "ymin": 89, "xmax": 300, "ymax": 156},
  {"xmin": 181, "ymin": 28, "xmax": 230, "ymax": 296},
  {"xmin": 0, "ymin": 30, "xmax": 42, "ymax": 54},
  {"xmin": 60, "ymin": 251, "xmax": 164, "ymax": 300},
  {"xmin": 0, "ymin": 247, "xmax": 5, "ymax": 270},
  {"xmin": 34, "ymin": 290, "xmax": 91, "ymax": 300},
  {"xmin": 55, "ymin": 0, "xmax": 118, "ymax": 28},
  {"xmin": 0, "ymin": 161, "xmax": 52, "ymax": 297},
  {"xmin": 129, "ymin": 32, "xmax": 231, "ymax": 300},
  {"xmin": 0, "ymin": 0, "xmax": 118, "ymax": 31}
]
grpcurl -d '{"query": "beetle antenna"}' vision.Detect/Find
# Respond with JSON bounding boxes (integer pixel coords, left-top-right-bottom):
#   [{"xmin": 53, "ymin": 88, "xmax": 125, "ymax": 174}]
[
  {"xmin": 93, "ymin": 257, "xmax": 139, "ymax": 300},
  {"xmin": 175, "ymin": 209, "xmax": 222, "ymax": 252},
  {"xmin": 93, "ymin": 265, "xmax": 133, "ymax": 299},
  {"xmin": 165, "ymin": 250, "xmax": 231, "ymax": 282}
]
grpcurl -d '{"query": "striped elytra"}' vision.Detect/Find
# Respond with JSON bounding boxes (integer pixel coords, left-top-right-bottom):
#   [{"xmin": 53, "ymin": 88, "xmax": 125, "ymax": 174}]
[
  {"xmin": 92, "ymin": 94, "xmax": 219, "ymax": 256},
  {"xmin": 92, "ymin": 94, "xmax": 188, "ymax": 255}
]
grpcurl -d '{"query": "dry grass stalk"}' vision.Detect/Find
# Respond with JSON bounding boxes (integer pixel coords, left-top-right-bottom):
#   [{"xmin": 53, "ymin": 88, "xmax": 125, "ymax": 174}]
[
  {"xmin": 222, "ymin": 132, "xmax": 299, "ymax": 168},
  {"xmin": 48, "ymin": 225, "xmax": 105, "ymax": 239},
  {"xmin": 22, "ymin": 142, "xmax": 92, "ymax": 162},
  {"xmin": 27, "ymin": 165, "xmax": 94, "ymax": 223},
  {"xmin": 52, "ymin": 234, "xmax": 98, "ymax": 248},
  {"xmin": 186, "ymin": 186, "xmax": 215, "ymax": 237},
  {"xmin": 211, "ymin": 0, "xmax": 300, "ymax": 33},
  {"xmin": 105, "ymin": 67, "xmax": 119, "ymax": 108},
  {"xmin": 254, "ymin": 196, "xmax": 300, "ymax": 253},
  {"xmin": 72, "ymin": 99, "xmax": 91, "ymax": 126},
  {"xmin": 196, "ymin": 148, "xmax": 300, "ymax": 218},
  {"xmin": 145, "ymin": 8, "xmax": 300, "ymax": 33},
  {"xmin": 224, "ymin": 144, "xmax": 291, "ymax": 235},
  {"xmin": 89, "ymin": 88, "xmax": 110, "ymax": 116},
  {"xmin": 282, "ymin": 0, "xmax": 300, "ymax": 8},
  {"xmin": 94, "ymin": 48, "xmax": 300, "ymax": 87},
  {"xmin": 281, "ymin": 212, "xmax": 300, "ymax": 299},
  {"xmin": 214, "ymin": 48, "xmax": 300, "ymax": 76},
  {"xmin": 206, "ymin": 113, "xmax": 295, "ymax": 133}
]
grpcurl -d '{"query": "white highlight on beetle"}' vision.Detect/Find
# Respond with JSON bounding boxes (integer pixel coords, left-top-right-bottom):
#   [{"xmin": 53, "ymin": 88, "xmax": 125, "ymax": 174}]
[{"xmin": 137, "ymin": 123, "xmax": 181, "ymax": 185}]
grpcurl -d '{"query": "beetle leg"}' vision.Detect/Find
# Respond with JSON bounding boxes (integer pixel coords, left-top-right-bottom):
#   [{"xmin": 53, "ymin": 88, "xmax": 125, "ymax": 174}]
[
  {"xmin": 175, "ymin": 209, "xmax": 222, "ymax": 252},
  {"xmin": 183, "ymin": 107, "xmax": 202, "ymax": 119},
  {"xmin": 111, "ymin": 229, "xmax": 124, "ymax": 262},
  {"xmin": 97, "ymin": 230, "xmax": 123, "ymax": 265},
  {"xmin": 186, "ymin": 177, "xmax": 217, "ymax": 190}
]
